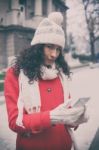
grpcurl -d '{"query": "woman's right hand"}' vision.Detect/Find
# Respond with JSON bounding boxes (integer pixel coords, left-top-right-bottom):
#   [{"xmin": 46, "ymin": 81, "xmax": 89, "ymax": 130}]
[{"xmin": 50, "ymin": 102, "xmax": 86, "ymax": 126}]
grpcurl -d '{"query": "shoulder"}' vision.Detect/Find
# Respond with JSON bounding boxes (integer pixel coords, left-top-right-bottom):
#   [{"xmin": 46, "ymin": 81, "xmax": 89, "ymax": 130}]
[
  {"xmin": 5, "ymin": 67, "xmax": 18, "ymax": 82},
  {"xmin": 6, "ymin": 67, "xmax": 14, "ymax": 73}
]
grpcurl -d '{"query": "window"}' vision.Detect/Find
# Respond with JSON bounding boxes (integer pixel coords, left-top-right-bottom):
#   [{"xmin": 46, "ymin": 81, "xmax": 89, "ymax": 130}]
[
  {"xmin": 42, "ymin": 0, "xmax": 48, "ymax": 16},
  {"xmin": 52, "ymin": 0, "xmax": 67, "ymax": 12},
  {"xmin": 8, "ymin": 0, "xmax": 12, "ymax": 11},
  {"xmin": 19, "ymin": 0, "xmax": 26, "ymax": 5},
  {"xmin": 25, "ymin": 0, "xmax": 35, "ymax": 19}
]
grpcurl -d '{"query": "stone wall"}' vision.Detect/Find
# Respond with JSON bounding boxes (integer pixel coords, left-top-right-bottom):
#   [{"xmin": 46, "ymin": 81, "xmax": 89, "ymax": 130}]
[{"xmin": 0, "ymin": 26, "xmax": 34, "ymax": 69}]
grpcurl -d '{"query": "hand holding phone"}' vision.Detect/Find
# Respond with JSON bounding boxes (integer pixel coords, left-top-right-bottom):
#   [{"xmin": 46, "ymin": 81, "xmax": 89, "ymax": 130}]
[{"xmin": 73, "ymin": 97, "xmax": 90, "ymax": 107}]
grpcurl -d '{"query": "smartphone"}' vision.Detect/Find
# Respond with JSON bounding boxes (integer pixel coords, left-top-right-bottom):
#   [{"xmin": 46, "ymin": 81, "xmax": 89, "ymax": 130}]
[{"xmin": 73, "ymin": 97, "xmax": 90, "ymax": 107}]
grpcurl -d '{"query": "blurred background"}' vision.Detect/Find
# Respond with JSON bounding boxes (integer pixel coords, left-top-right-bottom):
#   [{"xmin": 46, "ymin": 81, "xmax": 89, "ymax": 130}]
[
  {"xmin": 0, "ymin": 0, "xmax": 99, "ymax": 71},
  {"xmin": 0, "ymin": 0, "xmax": 99, "ymax": 150}
]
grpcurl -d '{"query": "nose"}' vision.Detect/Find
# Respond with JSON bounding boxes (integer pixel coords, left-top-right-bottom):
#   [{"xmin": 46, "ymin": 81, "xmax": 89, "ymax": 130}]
[{"xmin": 51, "ymin": 49, "xmax": 57, "ymax": 58}]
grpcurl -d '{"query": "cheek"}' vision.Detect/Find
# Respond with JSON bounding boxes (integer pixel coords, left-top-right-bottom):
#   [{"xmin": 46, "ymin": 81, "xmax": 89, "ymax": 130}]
[
  {"xmin": 44, "ymin": 52, "xmax": 50, "ymax": 59},
  {"xmin": 45, "ymin": 51, "xmax": 50, "ymax": 56},
  {"xmin": 44, "ymin": 48, "xmax": 50, "ymax": 56}
]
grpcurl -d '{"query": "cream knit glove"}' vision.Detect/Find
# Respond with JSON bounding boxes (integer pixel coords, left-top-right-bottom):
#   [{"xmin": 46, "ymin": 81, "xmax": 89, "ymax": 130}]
[
  {"xmin": 50, "ymin": 103, "xmax": 85, "ymax": 126},
  {"xmin": 73, "ymin": 109, "xmax": 89, "ymax": 126}
]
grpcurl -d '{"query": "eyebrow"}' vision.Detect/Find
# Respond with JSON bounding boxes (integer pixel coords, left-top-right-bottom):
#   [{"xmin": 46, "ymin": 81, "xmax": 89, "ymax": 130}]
[{"xmin": 45, "ymin": 44, "xmax": 62, "ymax": 48}]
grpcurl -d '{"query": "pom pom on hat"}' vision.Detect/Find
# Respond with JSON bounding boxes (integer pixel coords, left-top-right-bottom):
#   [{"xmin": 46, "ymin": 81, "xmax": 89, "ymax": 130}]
[
  {"xmin": 48, "ymin": 12, "xmax": 63, "ymax": 26},
  {"xmin": 31, "ymin": 12, "xmax": 65, "ymax": 48}
]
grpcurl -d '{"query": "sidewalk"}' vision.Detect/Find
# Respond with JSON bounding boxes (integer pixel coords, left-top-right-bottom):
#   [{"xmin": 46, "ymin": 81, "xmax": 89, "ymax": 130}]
[
  {"xmin": 0, "ymin": 102, "xmax": 16, "ymax": 150},
  {"xmin": 70, "ymin": 62, "xmax": 89, "ymax": 69}
]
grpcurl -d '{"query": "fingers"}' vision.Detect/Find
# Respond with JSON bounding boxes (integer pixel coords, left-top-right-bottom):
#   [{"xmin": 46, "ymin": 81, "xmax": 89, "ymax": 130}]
[
  {"xmin": 59, "ymin": 101, "xmax": 71, "ymax": 109},
  {"xmin": 50, "ymin": 102, "xmax": 88, "ymax": 126},
  {"xmin": 74, "ymin": 125, "xmax": 79, "ymax": 131},
  {"xmin": 67, "ymin": 106, "xmax": 85, "ymax": 116}
]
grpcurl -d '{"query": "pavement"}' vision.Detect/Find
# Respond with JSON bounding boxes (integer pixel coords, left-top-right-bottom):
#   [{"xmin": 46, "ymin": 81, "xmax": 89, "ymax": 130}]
[
  {"xmin": 0, "ymin": 102, "xmax": 16, "ymax": 150},
  {"xmin": 70, "ymin": 65, "xmax": 99, "ymax": 150}
]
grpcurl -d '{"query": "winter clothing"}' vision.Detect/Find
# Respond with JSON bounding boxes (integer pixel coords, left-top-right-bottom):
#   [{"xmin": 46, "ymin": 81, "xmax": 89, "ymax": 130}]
[
  {"xmin": 4, "ymin": 68, "xmax": 72, "ymax": 150},
  {"xmin": 31, "ymin": 12, "xmax": 65, "ymax": 49},
  {"xmin": 50, "ymin": 103, "xmax": 85, "ymax": 125},
  {"xmin": 16, "ymin": 64, "xmax": 86, "ymax": 128},
  {"xmin": 16, "ymin": 64, "xmax": 70, "ymax": 127}
]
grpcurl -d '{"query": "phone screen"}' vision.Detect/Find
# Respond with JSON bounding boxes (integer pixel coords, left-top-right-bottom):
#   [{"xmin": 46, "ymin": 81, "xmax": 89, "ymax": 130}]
[{"xmin": 73, "ymin": 97, "xmax": 90, "ymax": 107}]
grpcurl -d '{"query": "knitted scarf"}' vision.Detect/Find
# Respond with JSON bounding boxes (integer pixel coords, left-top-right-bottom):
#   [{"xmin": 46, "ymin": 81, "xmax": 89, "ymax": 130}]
[
  {"xmin": 16, "ymin": 64, "xmax": 78, "ymax": 150},
  {"xmin": 16, "ymin": 64, "xmax": 70, "ymax": 126}
]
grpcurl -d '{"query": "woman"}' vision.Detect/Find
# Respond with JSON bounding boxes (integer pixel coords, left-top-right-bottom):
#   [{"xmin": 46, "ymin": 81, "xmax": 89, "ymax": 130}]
[{"xmin": 4, "ymin": 12, "xmax": 87, "ymax": 150}]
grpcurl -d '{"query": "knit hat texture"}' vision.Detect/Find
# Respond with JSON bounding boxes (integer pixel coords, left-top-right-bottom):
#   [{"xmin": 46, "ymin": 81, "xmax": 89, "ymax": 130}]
[{"xmin": 31, "ymin": 12, "xmax": 65, "ymax": 48}]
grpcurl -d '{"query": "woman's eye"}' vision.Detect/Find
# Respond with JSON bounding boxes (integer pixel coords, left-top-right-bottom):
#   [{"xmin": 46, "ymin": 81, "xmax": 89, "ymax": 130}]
[
  {"xmin": 45, "ymin": 44, "xmax": 62, "ymax": 51},
  {"xmin": 56, "ymin": 47, "xmax": 62, "ymax": 51},
  {"xmin": 46, "ymin": 44, "xmax": 53, "ymax": 49}
]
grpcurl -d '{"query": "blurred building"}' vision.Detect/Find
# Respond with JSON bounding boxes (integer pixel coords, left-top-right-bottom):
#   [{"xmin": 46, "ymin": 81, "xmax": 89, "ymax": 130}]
[{"xmin": 0, "ymin": 0, "xmax": 68, "ymax": 69}]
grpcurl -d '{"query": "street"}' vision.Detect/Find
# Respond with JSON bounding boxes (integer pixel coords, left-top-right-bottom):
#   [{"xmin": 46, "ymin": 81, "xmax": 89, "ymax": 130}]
[
  {"xmin": 0, "ymin": 96, "xmax": 16, "ymax": 150},
  {"xmin": 0, "ymin": 66, "xmax": 99, "ymax": 150},
  {"xmin": 71, "ymin": 66, "xmax": 99, "ymax": 150}
]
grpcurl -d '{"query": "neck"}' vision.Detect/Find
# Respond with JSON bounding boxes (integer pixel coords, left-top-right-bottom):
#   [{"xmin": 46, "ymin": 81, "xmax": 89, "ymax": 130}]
[
  {"xmin": 44, "ymin": 64, "xmax": 52, "ymax": 68},
  {"xmin": 44, "ymin": 60, "xmax": 55, "ymax": 67},
  {"xmin": 44, "ymin": 62, "xmax": 55, "ymax": 68}
]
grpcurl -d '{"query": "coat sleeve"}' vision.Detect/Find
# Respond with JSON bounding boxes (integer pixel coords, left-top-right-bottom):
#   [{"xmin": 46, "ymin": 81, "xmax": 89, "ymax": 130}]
[{"xmin": 4, "ymin": 68, "xmax": 51, "ymax": 134}]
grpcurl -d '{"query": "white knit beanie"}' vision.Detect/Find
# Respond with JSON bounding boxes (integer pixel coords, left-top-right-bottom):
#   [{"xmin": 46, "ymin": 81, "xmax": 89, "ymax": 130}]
[{"xmin": 31, "ymin": 12, "xmax": 65, "ymax": 49}]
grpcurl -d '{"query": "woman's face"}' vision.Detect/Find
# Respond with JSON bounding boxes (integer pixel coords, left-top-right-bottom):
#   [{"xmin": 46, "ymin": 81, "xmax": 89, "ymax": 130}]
[{"xmin": 43, "ymin": 44, "xmax": 62, "ymax": 65}]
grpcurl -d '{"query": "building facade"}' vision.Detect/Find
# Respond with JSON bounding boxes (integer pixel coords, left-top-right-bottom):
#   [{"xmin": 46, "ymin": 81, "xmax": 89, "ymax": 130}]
[{"xmin": 0, "ymin": 0, "xmax": 67, "ymax": 69}]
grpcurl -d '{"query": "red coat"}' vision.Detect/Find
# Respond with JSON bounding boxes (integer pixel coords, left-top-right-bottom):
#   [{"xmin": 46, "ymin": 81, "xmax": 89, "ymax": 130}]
[{"xmin": 4, "ymin": 68, "xmax": 72, "ymax": 150}]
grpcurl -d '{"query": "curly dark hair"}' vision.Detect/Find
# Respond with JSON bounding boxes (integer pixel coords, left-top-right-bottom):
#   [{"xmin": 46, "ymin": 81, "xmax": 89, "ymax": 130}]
[{"xmin": 13, "ymin": 44, "xmax": 70, "ymax": 82}]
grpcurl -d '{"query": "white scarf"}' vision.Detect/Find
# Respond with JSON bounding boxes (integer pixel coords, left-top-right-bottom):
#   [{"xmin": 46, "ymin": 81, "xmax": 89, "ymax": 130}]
[
  {"xmin": 16, "ymin": 64, "xmax": 78, "ymax": 150},
  {"xmin": 16, "ymin": 64, "xmax": 70, "ymax": 126}
]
